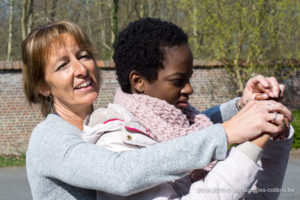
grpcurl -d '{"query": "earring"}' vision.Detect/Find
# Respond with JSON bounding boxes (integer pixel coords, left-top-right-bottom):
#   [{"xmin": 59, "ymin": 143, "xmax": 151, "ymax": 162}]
[{"xmin": 46, "ymin": 94, "xmax": 54, "ymax": 113}]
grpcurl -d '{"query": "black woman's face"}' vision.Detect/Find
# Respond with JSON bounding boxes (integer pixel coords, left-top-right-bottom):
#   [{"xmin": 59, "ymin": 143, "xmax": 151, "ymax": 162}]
[{"xmin": 142, "ymin": 44, "xmax": 194, "ymax": 111}]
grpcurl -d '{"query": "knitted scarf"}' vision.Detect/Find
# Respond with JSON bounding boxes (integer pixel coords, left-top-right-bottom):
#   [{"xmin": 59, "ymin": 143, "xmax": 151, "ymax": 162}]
[
  {"xmin": 113, "ymin": 88, "xmax": 213, "ymax": 142},
  {"xmin": 114, "ymin": 88, "xmax": 216, "ymax": 181}
]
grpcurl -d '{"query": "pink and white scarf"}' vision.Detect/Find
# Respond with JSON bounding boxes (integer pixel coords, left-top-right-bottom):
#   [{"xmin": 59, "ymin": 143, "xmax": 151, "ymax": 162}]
[
  {"xmin": 114, "ymin": 88, "xmax": 216, "ymax": 181},
  {"xmin": 113, "ymin": 88, "xmax": 213, "ymax": 142}
]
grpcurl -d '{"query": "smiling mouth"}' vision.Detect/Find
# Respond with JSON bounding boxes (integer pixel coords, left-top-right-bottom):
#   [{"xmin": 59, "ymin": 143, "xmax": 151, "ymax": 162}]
[{"xmin": 75, "ymin": 79, "xmax": 93, "ymax": 89}]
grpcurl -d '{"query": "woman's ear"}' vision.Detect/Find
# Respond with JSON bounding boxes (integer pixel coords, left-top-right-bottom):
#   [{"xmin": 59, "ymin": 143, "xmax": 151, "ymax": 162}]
[
  {"xmin": 38, "ymin": 84, "xmax": 50, "ymax": 97},
  {"xmin": 129, "ymin": 71, "xmax": 145, "ymax": 93}
]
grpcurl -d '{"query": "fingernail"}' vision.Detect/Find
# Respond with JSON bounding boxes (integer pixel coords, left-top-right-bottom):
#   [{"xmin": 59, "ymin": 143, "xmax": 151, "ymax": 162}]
[{"xmin": 263, "ymin": 94, "xmax": 268, "ymax": 98}]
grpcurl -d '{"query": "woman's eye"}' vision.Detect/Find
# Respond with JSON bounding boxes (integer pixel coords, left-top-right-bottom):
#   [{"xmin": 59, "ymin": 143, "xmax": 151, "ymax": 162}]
[
  {"xmin": 56, "ymin": 63, "xmax": 67, "ymax": 71},
  {"xmin": 172, "ymin": 79, "xmax": 185, "ymax": 87},
  {"xmin": 79, "ymin": 53, "xmax": 91, "ymax": 60}
]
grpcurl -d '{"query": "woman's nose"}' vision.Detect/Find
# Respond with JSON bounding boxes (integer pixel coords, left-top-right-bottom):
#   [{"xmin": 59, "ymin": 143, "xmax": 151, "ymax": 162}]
[
  {"xmin": 73, "ymin": 59, "xmax": 88, "ymax": 77},
  {"xmin": 182, "ymin": 81, "xmax": 193, "ymax": 95}
]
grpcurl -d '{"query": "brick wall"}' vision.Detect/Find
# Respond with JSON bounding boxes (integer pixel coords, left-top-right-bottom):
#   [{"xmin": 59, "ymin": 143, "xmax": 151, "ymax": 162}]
[
  {"xmin": 0, "ymin": 61, "xmax": 299, "ymax": 155},
  {"xmin": 0, "ymin": 72, "xmax": 43, "ymax": 155}
]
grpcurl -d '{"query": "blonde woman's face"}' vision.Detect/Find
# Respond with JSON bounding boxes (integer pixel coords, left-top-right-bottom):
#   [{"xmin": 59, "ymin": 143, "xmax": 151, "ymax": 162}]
[{"xmin": 42, "ymin": 34, "xmax": 100, "ymax": 113}]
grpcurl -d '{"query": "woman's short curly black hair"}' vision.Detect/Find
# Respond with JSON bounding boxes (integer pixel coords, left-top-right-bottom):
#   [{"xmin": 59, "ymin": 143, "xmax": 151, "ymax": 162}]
[{"xmin": 113, "ymin": 17, "xmax": 188, "ymax": 93}]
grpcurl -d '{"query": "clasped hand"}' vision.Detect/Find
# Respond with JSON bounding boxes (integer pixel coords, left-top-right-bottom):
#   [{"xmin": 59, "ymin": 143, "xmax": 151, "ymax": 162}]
[{"xmin": 223, "ymin": 75, "xmax": 292, "ymax": 145}]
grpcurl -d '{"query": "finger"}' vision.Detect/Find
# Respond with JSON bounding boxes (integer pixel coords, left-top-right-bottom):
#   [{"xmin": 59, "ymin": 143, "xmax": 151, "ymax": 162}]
[
  {"xmin": 267, "ymin": 77, "xmax": 280, "ymax": 98},
  {"xmin": 247, "ymin": 75, "xmax": 270, "ymax": 90},
  {"xmin": 280, "ymin": 128, "xmax": 289, "ymax": 140},
  {"xmin": 255, "ymin": 93, "xmax": 269, "ymax": 100},
  {"xmin": 255, "ymin": 83, "xmax": 269, "ymax": 93},
  {"xmin": 282, "ymin": 117, "xmax": 290, "ymax": 139},
  {"xmin": 272, "ymin": 102, "xmax": 293, "ymax": 122},
  {"xmin": 267, "ymin": 112, "xmax": 284, "ymax": 125},
  {"xmin": 254, "ymin": 75, "xmax": 270, "ymax": 88},
  {"xmin": 276, "ymin": 122, "xmax": 289, "ymax": 141},
  {"xmin": 261, "ymin": 122, "xmax": 280, "ymax": 137},
  {"xmin": 273, "ymin": 118, "xmax": 289, "ymax": 140},
  {"xmin": 260, "ymin": 100, "xmax": 293, "ymax": 121},
  {"xmin": 279, "ymin": 84, "xmax": 285, "ymax": 98},
  {"xmin": 255, "ymin": 82, "xmax": 274, "ymax": 98},
  {"xmin": 284, "ymin": 117, "xmax": 290, "ymax": 128}
]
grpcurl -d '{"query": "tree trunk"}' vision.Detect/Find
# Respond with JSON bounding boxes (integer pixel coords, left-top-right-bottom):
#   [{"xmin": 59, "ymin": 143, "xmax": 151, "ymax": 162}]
[
  {"xmin": 50, "ymin": 0, "xmax": 57, "ymax": 22},
  {"xmin": 21, "ymin": 0, "xmax": 34, "ymax": 40},
  {"xmin": 21, "ymin": 0, "xmax": 27, "ymax": 40},
  {"xmin": 27, "ymin": 0, "xmax": 33, "ymax": 35},
  {"xmin": 7, "ymin": 0, "xmax": 14, "ymax": 61},
  {"xmin": 71, "ymin": 1, "xmax": 83, "ymax": 22},
  {"xmin": 85, "ymin": 0, "xmax": 92, "ymax": 37},
  {"xmin": 233, "ymin": 31, "xmax": 245, "ymax": 95},
  {"xmin": 192, "ymin": 0, "xmax": 197, "ymax": 37},
  {"xmin": 98, "ymin": 0, "xmax": 112, "ymax": 54},
  {"xmin": 111, "ymin": 0, "xmax": 119, "ymax": 45}
]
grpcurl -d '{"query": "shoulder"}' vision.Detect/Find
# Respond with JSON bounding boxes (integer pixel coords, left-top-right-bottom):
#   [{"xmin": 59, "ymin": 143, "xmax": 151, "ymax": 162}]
[
  {"xmin": 31, "ymin": 114, "xmax": 80, "ymax": 139},
  {"xmin": 27, "ymin": 114, "xmax": 81, "ymax": 158},
  {"xmin": 34, "ymin": 114, "xmax": 70, "ymax": 129},
  {"xmin": 26, "ymin": 114, "xmax": 81, "ymax": 175}
]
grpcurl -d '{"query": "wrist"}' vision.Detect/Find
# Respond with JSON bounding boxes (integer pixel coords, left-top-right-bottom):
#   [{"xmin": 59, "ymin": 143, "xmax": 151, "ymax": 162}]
[
  {"xmin": 222, "ymin": 120, "xmax": 245, "ymax": 145},
  {"xmin": 251, "ymin": 134, "xmax": 271, "ymax": 148},
  {"xmin": 221, "ymin": 122, "xmax": 231, "ymax": 145}
]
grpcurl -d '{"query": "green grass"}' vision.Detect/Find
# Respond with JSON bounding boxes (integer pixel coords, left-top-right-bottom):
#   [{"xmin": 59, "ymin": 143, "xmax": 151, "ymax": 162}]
[
  {"xmin": 292, "ymin": 109, "xmax": 300, "ymax": 149},
  {"xmin": 0, "ymin": 154, "xmax": 26, "ymax": 167}
]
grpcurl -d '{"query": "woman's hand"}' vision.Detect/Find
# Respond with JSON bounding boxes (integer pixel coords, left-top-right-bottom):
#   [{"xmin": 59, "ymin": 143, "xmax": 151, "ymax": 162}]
[
  {"xmin": 239, "ymin": 75, "xmax": 285, "ymax": 109},
  {"xmin": 222, "ymin": 100, "xmax": 292, "ymax": 145},
  {"xmin": 251, "ymin": 118, "xmax": 290, "ymax": 148}
]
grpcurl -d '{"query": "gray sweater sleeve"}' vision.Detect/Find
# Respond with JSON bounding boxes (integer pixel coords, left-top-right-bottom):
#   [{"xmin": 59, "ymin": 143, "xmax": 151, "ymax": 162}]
[
  {"xmin": 27, "ymin": 114, "xmax": 227, "ymax": 196},
  {"xmin": 220, "ymin": 98, "xmax": 240, "ymax": 122}
]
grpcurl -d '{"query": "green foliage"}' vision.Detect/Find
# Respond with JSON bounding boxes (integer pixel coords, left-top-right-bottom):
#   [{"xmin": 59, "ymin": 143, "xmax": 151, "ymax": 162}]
[
  {"xmin": 178, "ymin": 0, "xmax": 300, "ymax": 61},
  {"xmin": 292, "ymin": 109, "xmax": 300, "ymax": 149},
  {"xmin": 0, "ymin": 154, "xmax": 26, "ymax": 167},
  {"xmin": 1, "ymin": 0, "xmax": 300, "ymax": 83},
  {"xmin": 176, "ymin": 0, "xmax": 300, "ymax": 94}
]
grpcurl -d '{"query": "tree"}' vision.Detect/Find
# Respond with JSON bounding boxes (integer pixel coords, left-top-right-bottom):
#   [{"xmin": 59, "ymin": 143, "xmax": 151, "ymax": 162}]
[
  {"xmin": 50, "ymin": 0, "xmax": 57, "ymax": 22},
  {"xmin": 7, "ymin": 0, "xmax": 14, "ymax": 61},
  {"xmin": 111, "ymin": 0, "xmax": 119, "ymax": 45},
  {"xmin": 21, "ymin": 0, "xmax": 33, "ymax": 40}
]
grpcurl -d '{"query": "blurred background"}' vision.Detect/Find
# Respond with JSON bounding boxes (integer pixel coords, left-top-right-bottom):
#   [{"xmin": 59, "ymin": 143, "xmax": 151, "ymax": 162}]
[{"xmin": 1, "ymin": 0, "xmax": 300, "ymax": 83}]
